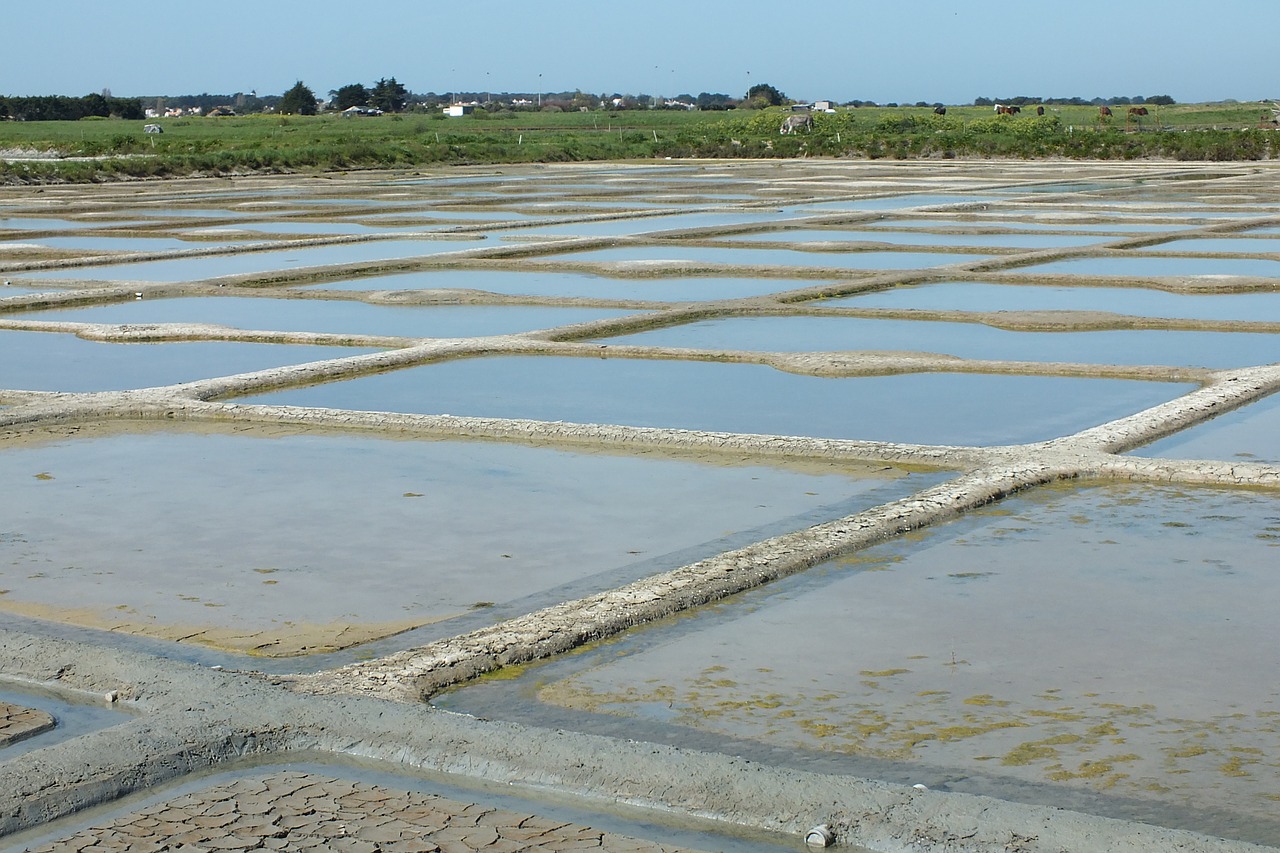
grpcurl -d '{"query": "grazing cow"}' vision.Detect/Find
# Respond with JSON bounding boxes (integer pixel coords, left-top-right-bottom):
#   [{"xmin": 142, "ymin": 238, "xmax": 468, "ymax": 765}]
[
  {"xmin": 1128, "ymin": 106, "xmax": 1149, "ymax": 117},
  {"xmin": 1035, "ymin": 105, "xmax": 1045, "ymax": 116},
  {"xmin": 995, "ymin": 104, "xmax": 1021, "ymax": 116},
  {"xmin": 780, "ymin": 113, "xmax": 814, "ymax": 134},
  {"xmin": 1098, "ymin": 105, "xmax": 1113, "ymax": 118},
  {"xmin": 933, "ymin": 106, "xmax": 947, "ymax": 115}
]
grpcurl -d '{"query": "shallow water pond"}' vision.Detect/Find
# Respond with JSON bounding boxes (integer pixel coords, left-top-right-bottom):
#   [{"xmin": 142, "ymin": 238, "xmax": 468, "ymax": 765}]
[
  {"xmin": 14, "ymin": 297, "xmax": 643, "ymax": 339},
  {"xmin": 822, "ymin": 281, "xmax": 1280, "ymax": 322},
  {"xmin": 713, "ymin": 229, "xmax": 1111, "ymax": 249},
  {"xmin": 2, "ymin": 235, "xmax": 252, "ymax": 253},
  {"xmin": 604, "ymin": 315, "xmax": 1280, "ymax": 369},
  {"xmin": 243, "ymin": 356, "xmax": 1194, "ymax": 446},
  {"xmin": 0, "ymin": 426, "xmax": 914, "ymax": 659},
  {"xmin": 789, "ymin": 195, "xmax": 991, "ymax": 211},
  {"xmin": 1023, "ymin": 255, "xmax": 1280, "ymax": 277},
  {"xmin": 444, "ymin": 484, "xmax": 1280, "ymax": 843},
  {"xmin": 1131, "ymin": 391, "xmax": 1280, "ymax": 464},
  {"xmin": 0, "ymin": 329, "xmax": 377, "ymax": 392},
  {"xmin": 1138, "ymin": 236, "xmax": 1280, "ymax": 254},
  {"xmin": 16, "ymin": 238, "xmax": 496, "ymax": 283},
  {"xmin": 504, "ymin": 211, "xmax": 793, "ymax": 238},
  {"xmin": 306, "ymin": 269, "xmax": 800, "ymax": 301},
  {"xmin": 550, "ymin": 244, "xmax": 990, "ymax": 270}
]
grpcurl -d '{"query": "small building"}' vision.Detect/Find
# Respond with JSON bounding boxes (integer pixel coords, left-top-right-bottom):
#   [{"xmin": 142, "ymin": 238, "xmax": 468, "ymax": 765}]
[
  {"xmin": 444, "ymin": 104, "xmax": 474, "ymax": 117},
  {"xmin": 814, "ymin": 100, "xmax": 836, "ymax": 112}
]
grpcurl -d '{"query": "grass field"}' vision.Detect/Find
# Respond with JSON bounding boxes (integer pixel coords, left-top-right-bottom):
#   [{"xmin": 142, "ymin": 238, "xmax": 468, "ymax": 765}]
[{"xmin": 2, "ymin": 100, "xmax": 1277, "ymax": 182}]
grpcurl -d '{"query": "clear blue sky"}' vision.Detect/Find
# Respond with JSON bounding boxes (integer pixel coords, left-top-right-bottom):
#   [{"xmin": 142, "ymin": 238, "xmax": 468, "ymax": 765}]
[{"xmin": 6, "ymin": 0, "xmax": 1273, "ymax": 105}]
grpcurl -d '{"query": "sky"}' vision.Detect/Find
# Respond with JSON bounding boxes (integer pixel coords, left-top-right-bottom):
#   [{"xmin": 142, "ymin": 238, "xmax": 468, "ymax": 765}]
[{"xmin": 6, "ymin": 0, "xmax": 1274, "ymax": 106}]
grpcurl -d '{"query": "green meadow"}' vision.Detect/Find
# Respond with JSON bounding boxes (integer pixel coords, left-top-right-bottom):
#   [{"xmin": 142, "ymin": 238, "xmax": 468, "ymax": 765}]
[{"xmin": 2, "ymin": 101, "xmax": 1277, "ymax": 183}]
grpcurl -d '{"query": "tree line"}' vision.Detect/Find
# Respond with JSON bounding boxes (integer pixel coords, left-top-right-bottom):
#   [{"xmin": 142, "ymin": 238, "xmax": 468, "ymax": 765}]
[{"xmin": 0, "ymin": 93, "xmax": 144, "ymax": 121}]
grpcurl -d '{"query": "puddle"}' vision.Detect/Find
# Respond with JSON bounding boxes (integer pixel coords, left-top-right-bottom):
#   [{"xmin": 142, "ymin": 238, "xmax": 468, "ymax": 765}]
[
  {"xmin": 1131, "ymin": 391, "xmax": 1280, "ymax": 464},
  {"xmin": 0, "ymin": 329, "xmax": 377, "ymax": 392},
  {"xmin": 306, "ymin": 269, "xmax": 801, "ymax": 301},
  {"xmin": 552, "ymin": 245, "xmax": 990, "ymax": 270},
  {"xmin": 714, "ymin": 229, "xmax": 1110, "ymax": 249},
  {"xmin": 1023, "ymin": 256, "xmax": 1280, "ymax": 277},
  {"xmin": 438, "ymin": 484, "xmax": 1280, "ymax": 846},
  {"xmin": 1, "ymin": 284, "xmax": 57, "ymax": 297},
  {"xmin": 604, "ymin": 315, "xmax": 1280, "ymax": 369},
  {"xmin": 243, "ymin": 356, "xmax": 1194, "ymax": 446},
  {"xmin": 0, "ymin": 425, "xmax": 913, "ymax": 659},
  {"xmin": 17, "ymin": 239, "xmax": 495, "ymax": 283},
  {"xmin": 14, "ymin": 297, "xmax": 643, "ymax": 338},
  {"xmin": 822, "ymin": 281, "xmax": 1280, "ymax": 322},
  {"xmin": 0, "ymin": 682, "xmax": 130, "ymax": 762}
]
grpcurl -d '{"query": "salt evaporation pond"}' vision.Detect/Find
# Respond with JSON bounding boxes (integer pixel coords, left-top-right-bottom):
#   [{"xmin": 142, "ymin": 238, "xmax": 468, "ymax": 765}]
[
  {"xmin": 14, "ymin": 298, "xmax": 644, "ymax": 339},
  {"xmin": 306, "ymin": 269, "xmax": 801, "ymax": 301},
  {"xmin": 713, "ymin": 229, "xmax": 1109, "ymax": 249},
  {"xmin": 867, "ymin": 219, "xmax": 1191, "ymax": 233},
  {"xmin": 603, "ymin": 316, "xmax": 1280, "ymax": 369},
  {"xmin": 1138, "ymin": 236, "xmax": 1280, "ymax": 254},
  {"xmin": 506, "ymin": 211, "xmax": 793, "ymax": 238},
  {"xmin": 822, "ymin": 281, "xmax": 1280, "ymax": 322},
  {"xmin": 1022, "ymin": 255, "xmax": 1280, "ymax": 277},
  {"xmin": 447, "ymin": 484, "xmax": 1280, "ymax": 844},
  {"xmin": 0, "ymin": 329, "xmax": 377, "ymax": 392},
  {"xmin": 15, "ymin": 238, "xmax": 495, "ymax": 282},
  {"xmin": 0, "ymin": 426, "xmax": 918, "ymax": 659},
  {"xmin": 243, "ymin": 356, "xmax": 1194, "ymax": 446},
  {"xmin": 550, "ymin": 245, "xmax": 989, "ymax": 270},
  {"xmin": 1131, "ymin": 391, "xmax": 1280, "ymax": 464},
  {"xmin": 3, "ymin": 235, "xmax": 252, "ymax": 253}
]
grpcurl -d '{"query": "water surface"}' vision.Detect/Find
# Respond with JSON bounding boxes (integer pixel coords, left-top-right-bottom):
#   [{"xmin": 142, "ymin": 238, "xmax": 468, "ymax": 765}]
[
  {"xmin": 244, "ymin": 356, "xmax": 1194, "ymax": 446},
  {"xmin": 0, "ymin": 329, "xmax": 376, "ymax": 392},
  {"xmin": 17, "ymin": 298, "xmax": 643, "ymax": 339}
]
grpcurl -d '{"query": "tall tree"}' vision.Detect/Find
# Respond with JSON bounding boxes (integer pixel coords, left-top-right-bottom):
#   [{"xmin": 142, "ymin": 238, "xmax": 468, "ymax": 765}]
[
  {"xmin": 745, "ymin": 82, "xmax": 785, "ymax": 108},
  {"xmin": 369, "ymin": 77, "xmax": 408, "ymax": 113},
  {"xmin": 279, "ymin": 81, "xmax": 317, "ymax": 115},
  {"xmin": 330, "ymin": 84, "xmax": 370, "ymax": 111}
]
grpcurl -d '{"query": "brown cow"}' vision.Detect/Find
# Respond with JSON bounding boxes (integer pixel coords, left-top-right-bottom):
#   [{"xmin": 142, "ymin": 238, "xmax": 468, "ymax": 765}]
[
  {"xmin": 1128, "ymin": 106, "xmax": 1149, "ymax": 117},
  {"xmin": 1035, "ymin": 105, "xmax": 1045, "ymax": 116},
  {"xmin": 1099, "ymin": 105, "xmax": 1113, "ymax": 117}
]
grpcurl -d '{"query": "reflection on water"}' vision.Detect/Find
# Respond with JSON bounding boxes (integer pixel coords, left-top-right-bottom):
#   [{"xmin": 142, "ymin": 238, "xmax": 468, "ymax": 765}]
[
  {"xmin": 605, "ymin": 315, "xmax": 1280, "ymax": 368},
  {"xmin": 244, "ymin": 356, "xmax": 1194, "ymax": 446},
  {"xmin": 823, "ymin": 281, "xmax": 1280, "ymax": 322},
  {"xmin": 0, "ymin": 329, "xmax": 377, "ymax": 392}
]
